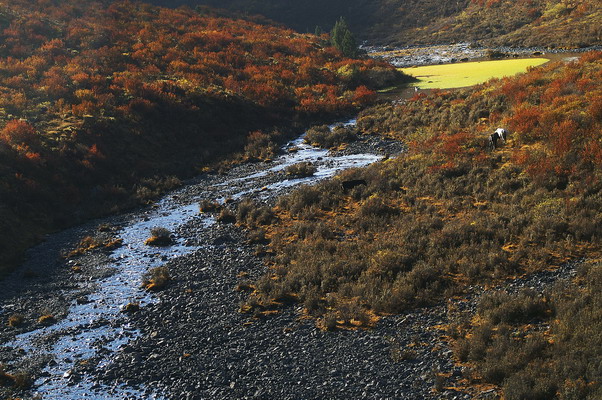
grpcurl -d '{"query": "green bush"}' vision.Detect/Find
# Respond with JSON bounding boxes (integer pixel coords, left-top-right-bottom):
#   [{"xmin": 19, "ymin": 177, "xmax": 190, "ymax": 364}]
[
  {"xmin": 284, "ymin": 162, "xmax": 317, "ymax": 178},
  {"xmin": 304, "ymin": 124, "xmax": 356, "ymax": 148}
]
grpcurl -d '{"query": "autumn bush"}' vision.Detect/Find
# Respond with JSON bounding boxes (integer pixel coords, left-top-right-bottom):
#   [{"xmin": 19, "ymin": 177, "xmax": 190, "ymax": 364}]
[
  {"xmin": 145, "ymin": 227, "xmax": 173, "ymax": 246},
  {"xmin": 7, "ymin": 314, "xmax": 24, "ymax": 328},
  {"xmin": 142, "ymin": 266, "xmax": 171, "ymax": 291}
]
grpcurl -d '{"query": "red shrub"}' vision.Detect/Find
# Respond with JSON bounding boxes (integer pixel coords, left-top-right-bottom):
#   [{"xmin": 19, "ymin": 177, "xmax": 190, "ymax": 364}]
[
  {"xmin": 353, "ymin": 85, "xmax": 376, "ymax": 105},
  {"xmin": 0, "ymin": 120, "xmax": 38, "ymax": 147},
  {"xmin": 551, "ymin": 120, "xmax": 578, "ymax": 158},
  {"xmin": 507, "ymin": 106, "xmax": 542, "ymax": 143}
]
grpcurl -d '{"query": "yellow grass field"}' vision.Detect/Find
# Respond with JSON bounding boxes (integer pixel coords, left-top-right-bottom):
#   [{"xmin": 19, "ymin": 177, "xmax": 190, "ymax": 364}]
[{"xmin": 400, "ymin": 58, "xmax": 550, "ymax": 89}]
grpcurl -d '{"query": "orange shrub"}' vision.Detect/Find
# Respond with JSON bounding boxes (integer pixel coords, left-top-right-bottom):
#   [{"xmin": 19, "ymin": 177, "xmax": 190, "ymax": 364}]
[
  {"xmin": 589, "ymin": 98, "xmax": 602, "ymax": 122},
  {"xmin": 551, "ymin": 120, "xmax": 578, "ymax": 158},
  {"xmin": 507, "ymin": 106, "xmax": 542, "ymax": 144},
  {"xmin": 0, "ymin": 120, "xmax": 38, "ymax": 147},
  {"xmin": 353, "ymin": 85, "xmax": 377, "ymax": 105}
]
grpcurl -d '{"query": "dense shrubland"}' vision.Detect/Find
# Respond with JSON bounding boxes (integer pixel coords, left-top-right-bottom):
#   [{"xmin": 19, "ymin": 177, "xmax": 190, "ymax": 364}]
[
  {"xmin": 0, "ymin": 0, "xmax": 405, "ymax": 274},
  {"xmin": 244, "ymin": 51, "xmax": 602, "ymax": 344},
  {"xmin": 451, "ymin": 261, "xmax": 602, "ymax": 399}
]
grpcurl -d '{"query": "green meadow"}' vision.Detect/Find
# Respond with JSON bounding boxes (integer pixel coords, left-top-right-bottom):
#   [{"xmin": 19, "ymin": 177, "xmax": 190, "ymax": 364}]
[{"xmin": 400, "ymin": 58, "xmax": 550, "ymax": 89}]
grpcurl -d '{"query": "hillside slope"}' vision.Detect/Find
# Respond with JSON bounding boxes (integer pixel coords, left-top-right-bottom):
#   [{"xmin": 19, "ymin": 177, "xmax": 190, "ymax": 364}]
[
  {"xmin": 400, "ymin": 0, "xmax": 602, "ymax": 48},
  {"xmin": 151, "ymin": 0, "xmax": 601, "ymax": 48},
  {"xmin": 243, "ymin": 51, "xmax": 602, "ymax": 397},
  {"xmin": 0, "ymin": 0, "xmax": 402, "ymax": 274}
]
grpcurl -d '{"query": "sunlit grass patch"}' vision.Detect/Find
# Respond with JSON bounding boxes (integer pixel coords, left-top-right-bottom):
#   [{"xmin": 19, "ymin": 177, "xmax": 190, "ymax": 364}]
[{"xmin": 400, "ymin": 58, "xmax": 549, "ymax": 89}]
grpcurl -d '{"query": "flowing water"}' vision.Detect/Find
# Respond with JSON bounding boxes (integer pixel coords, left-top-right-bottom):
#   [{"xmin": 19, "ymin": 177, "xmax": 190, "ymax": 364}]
[{"xmin": 6, "ymin": 120, "xmax": 385, "ymax": 399}]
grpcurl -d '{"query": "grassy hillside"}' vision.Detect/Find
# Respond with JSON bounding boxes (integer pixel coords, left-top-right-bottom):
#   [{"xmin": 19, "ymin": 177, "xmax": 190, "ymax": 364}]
[
  {"xmin": 147, "ymin": 0, "xmax": 469, "ymax": 43},
  {"xmin": 402, "ymin": 0, "xmax": 602, "ymax": 48},
  {"xmin": 0, "ymin": 0, "xmax": 404, "ymax": 275},
  {"xmin": 151, "ymin": 0, "xmax": 601, "ymax": 48},
  {"xmin": 240, "ymin": 52, "xmax": 602, "ymax": 396}
]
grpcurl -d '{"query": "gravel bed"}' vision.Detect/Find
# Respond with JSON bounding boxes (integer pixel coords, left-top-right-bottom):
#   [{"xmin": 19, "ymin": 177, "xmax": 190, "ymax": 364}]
[
  {"xmin": 366, "ymin": 43, "xmax": 602, "ymax": 67},
  {"xmin": 92, "ymin": 222, "xmax": 470, "ymax": 400}
]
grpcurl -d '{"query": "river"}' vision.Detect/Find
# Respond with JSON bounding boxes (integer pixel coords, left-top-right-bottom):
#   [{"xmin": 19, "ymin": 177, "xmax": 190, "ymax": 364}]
[{"xmin": 1, "ymin": 120, "xmax": 396, "ymax": 399}]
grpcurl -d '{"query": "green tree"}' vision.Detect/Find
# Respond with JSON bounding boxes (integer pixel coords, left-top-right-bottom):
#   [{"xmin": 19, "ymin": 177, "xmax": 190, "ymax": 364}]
[{"xmin": 330, "ymin": 17, "xmax": 357, "ymax": 57}]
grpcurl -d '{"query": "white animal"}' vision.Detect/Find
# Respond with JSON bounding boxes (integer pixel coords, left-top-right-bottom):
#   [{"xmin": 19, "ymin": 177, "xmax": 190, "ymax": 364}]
[{"xmin": 489, "ymin": 128, "xmax": 507, "ymax": 150}]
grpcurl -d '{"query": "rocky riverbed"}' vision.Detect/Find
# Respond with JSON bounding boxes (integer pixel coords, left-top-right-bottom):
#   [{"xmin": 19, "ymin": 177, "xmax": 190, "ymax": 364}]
[
  {"xmin": 1, "ymin": 124, "xmax": 467, "ymax": 400},
  {"xmin": 0, "ymin": 112, "xmax": 585, "ymax": 399},
  {"xmin": 366, "ymin": 42, "xmax": 602, "ymax": 67}
]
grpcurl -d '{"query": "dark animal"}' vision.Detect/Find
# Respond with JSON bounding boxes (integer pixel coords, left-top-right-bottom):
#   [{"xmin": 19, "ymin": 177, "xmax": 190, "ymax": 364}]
[
  {"xmin": 488, "ymin": 128, "xmax": 507, "ymax": 150},
  {"xmin": 341, "ymin": 179, "xmax": 367, "ymax": 191}
]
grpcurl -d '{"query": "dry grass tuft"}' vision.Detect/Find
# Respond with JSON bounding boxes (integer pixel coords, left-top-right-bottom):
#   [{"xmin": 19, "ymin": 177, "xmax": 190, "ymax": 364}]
[
  {"xmin": 37, "ymin": 314, "xmax": 55, "ymax": 325},
  {"xmin": 285, "ymin": 162, "xmax": 317, "ymax": 178},
  {"xmin": 7, "ymin": 314, "xmax": 24, "ymax": 328},
  {"xmin": 142, "ymin": 266, "xmax": 170, "ymax": 291},
  {"xmin": 144, "ymin": 227, "xmax": 173, "ymax": 246}
]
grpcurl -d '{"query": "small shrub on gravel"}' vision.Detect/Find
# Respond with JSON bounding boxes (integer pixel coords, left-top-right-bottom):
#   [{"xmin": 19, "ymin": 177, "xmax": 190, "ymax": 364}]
[
  {"xmin": 11, "ymin": 371, "xmax": 32, "ymax": 389},
  {"xmin": 217, "ymin": 208, "xmax": 236, "ymax": 224},
  {"xmin": 144, "ymin": 227, "xmax": 173, "ymax": 246},
  {"xmin": 322, "ymin": 313, "xmax": 338, "ymax": 331},
  {"xmin": 285, "ymin": 162, "xmax": 317, "ymax": 178},
  {"xmin": 7, "ymin": 314, "xmax": 24, "ymax": 328},
  {"xmin": 0, "ymin": 365, "xmax": 13, "ymax": 387},
  {"xmin": 304, "ymin": 125, "xmax": 330, "ymax": 146},
  {"xmin": 67, "ymin": 234, "xmax": 123, "ymax": 257},
  {"xmin": 237, "ymin": 199, "xmax": 276, "ymax": 227},
  {"xmin": 142, "ymin": 266, "xmax": 170, "ymax": 291},
  {"xmin": 38, "ymin": 314, "xmax": 56, "ymax": 325},
  {"xmin": 0, "ymin": 365, "xmax": 31, "ymax": 389},
  {"xmin": 304, "ymin": 124, "xmax": 356, "ymax": 148},
  {"xmin": 199, "ymin": 199, "xmax": 222, "ymax": 213},
  {"xmin": 122, "ymin": 302, "xmax": 140, "ymax": 313}
]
